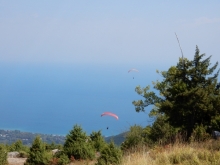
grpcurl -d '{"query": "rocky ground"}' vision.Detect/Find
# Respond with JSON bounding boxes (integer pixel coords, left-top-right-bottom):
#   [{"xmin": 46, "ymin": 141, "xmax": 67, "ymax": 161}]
[
  {"xmin": 7, "ymin": 158, "xmax": 96, "ymax": 165},
  {"xmin": 8, "ymin": 158, "xmax": 27, "ymax": 165}
]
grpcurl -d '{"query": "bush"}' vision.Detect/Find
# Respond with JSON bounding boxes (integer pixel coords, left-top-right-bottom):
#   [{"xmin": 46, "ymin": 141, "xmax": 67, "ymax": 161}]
[
  {"xmin": 45, "ymin": 142, "xmax": 62, "ymax": 151},
  {"xmin": 149, "ymin": 115, "xmax": 178, "ymax": 144},
  {"xmin": 121, "ymin": 125, "xmax": 145, "ymax": 151},
  {"xmin": 96, "ymin": 141, "xmax": 122, "ymax": 165},
  {"xmin": 9, "ymin": 140, "xmax": 25, "ymax": 152},
  {"xmin": 90, "ymin": 131, "xmax": 106, "ymax": 152},
  {"xmin": 24, "ymin": 136, "xmax": 51, "ymax": 165},
  {"xmin": 19, "ymin": 151, "xmax": 29, "ymax": 158},
  {"xmin": 0, "ymin": 144, "xmax": 8, "ymax": 165},
  {"xmin": 57, "ymin": 154, "xmax": 70, "ymax": 165},
  {"xmin": 51, "ymin": 151, "xmax": 70, "ymax": 165},
  {"xmin": 63, "ymin": 124, "xmax": 95, "ymax": 160},
  {"xmin": 190, "ymin": 124, "xmax": 211, "ymax": 142}
]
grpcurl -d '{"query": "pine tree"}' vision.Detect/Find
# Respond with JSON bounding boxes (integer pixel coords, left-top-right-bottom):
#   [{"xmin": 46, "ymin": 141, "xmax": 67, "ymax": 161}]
[
  {"xmin": 63, "ymin": 124, "xmax": 95, "ymax": 160},
  {"xmin": 10, "ymin": 140, "xmax": 24, "ymax": 152},
  {"xmin": 90, "ymin": 131, "xmax": 106, "ymax": 152},
  {"xmin": 133, "ymin": 46, "xmax": 220, "ymax": 139},
  {"xmin": 24, "ymin": 136, "xmax": 50, "ymax": 165}
]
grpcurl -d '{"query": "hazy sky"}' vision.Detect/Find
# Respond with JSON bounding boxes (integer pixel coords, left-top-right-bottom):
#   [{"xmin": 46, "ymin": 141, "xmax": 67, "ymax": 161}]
[
  {"xmin": 0, "ymin": 1, "xmax": 220, "ymax": 135},
  {"xmin": 1, "ymin": 1, "xmax": 220, "ymax": 66}
]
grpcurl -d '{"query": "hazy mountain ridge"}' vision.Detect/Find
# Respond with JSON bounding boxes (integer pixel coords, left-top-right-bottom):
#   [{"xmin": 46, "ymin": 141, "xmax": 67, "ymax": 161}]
[
  {"xmin": 0, "ymin": 129, "xmax": 65, "ymax": 145},
  {"xmin": 0, "ymin": 129, "xmax": 126, "ymax": 146},
  {"xmin": 105, "ymin": 132, "xmax": 127, "ymax": 146}
]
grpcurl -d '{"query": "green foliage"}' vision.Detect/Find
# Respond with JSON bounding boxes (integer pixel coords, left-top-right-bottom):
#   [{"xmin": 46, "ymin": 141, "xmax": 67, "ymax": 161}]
[
  {"xmin": 51, "ymin": 150, "xmax": 70, "ymax": 165},
  {"xmin": 121, "ymin": 117, "xmax": 178, "ymax": 149},
  {"xmin": 211, "ymin": 115, "xmax": 220, "ymax": 131},
  {"xmin": 9, "ymin": 140, "xmax": 29, "ymax": 153},
  {"xmin": 9, "ymin": 140, "xmax": 29, "ymax": 158},
  {"xmin": 9, "ymin": 140, "xmax": 23, "ymax": 151},
  {"xmin": 63, "ymin": 124, "xmax": 95, "ymax": 160},
  {"xmin": 19, "ymin": 150, "xmax": 29, "ymax": 158},
  {"xmin": 121, "ymin": 125, "xmax": 146, "ymax": 151},
  {"xmin": 133, "ymin": 46, "xmax": 220, "ymax": 139},
  {"xmin": 45, "ymin": 142, "xmax": 62, "ymax": 151},
  {"xmin": 96, "ymin": 141, "xmax": 122, "ymax": 165},
  {"xmin": 0, "ymin": 144, "xmax": 8, "ymax": 165},
  {"xmin": 25, "ymin": 136, "xmax": 51, "ymax": 165},
  {"xmin": 189, "ymin": 124, "xmax": 211, "ymax": 142},
  {"xmin": 57, "ymin": 153, "xmax": 70, "ymax": 165},
  {"xmin": 90, "ymin": 131, "xmax": 106, "ymax": 152},
  {"xmin": 148, "ymin": 115, "xmax": 178, "ymax": 144}
]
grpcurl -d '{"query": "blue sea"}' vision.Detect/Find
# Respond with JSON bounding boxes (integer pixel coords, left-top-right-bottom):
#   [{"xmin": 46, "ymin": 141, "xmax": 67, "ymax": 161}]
[{"xmin": 0, "ymin": 63, "xmax": 161, "ymax": 137}]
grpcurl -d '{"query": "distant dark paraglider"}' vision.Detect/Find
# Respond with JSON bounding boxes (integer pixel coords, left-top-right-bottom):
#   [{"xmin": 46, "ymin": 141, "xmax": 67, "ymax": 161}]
[
  {"xmin": 128, "ymin": 68, "xmax": 139, "ymax": 79},
  {"xmin": 101, "ymin": 112, "xmax": 119, "ymax": 120}
]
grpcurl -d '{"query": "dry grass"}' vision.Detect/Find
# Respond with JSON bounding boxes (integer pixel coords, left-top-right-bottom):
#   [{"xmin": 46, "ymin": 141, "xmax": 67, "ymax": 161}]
[
  {"xmin": 122, "ymin": 140, "xmax": 220, "ymax": 165},
  {"xmin": 69, "ymin": 160, "xmax": 96, "ymax": 165},
  {"xmin": 8, "ymin": 140, "xmax": 220, "ymax": 165}
]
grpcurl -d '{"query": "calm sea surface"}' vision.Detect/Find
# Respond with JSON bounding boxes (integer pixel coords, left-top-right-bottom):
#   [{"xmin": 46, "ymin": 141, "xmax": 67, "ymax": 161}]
[{"xmin": 0, "ymin": 63, "xmax": 157, "ymax": 137}]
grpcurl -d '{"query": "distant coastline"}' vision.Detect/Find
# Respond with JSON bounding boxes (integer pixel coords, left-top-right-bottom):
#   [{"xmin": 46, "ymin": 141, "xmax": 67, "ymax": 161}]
[
  {"xmin": 0, "ymin": 129, "xmax": 126, "ymax": 146},
  {"xmin": 0, "ymin": 129, "xmax": 66, "ymax": 145},
  {"xmin": 0, "ymin": 128, "xmax": 66, "ymax": 137}
]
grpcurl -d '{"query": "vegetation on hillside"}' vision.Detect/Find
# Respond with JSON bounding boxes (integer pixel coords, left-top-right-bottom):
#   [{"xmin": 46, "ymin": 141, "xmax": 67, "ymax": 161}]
[
  {"xmin": 25, "ymin": 136, "xmax": 51, "ymax": 165},
  {"xmin": 0, "ymin": 144, "xmax": 8, "ymax": 165},
  {"xmin": 133, "ymin": 46, "xmax": 220, "ymax": 142},
  {"xmin": 0, "ymin": 129, "xmax": 65, "ymax": 145}
]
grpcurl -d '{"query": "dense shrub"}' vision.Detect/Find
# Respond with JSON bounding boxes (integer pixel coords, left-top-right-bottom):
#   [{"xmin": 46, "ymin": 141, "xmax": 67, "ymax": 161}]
[
  {"xmin": 57, "ymin": 154, "xmax": 70, "ymax": 165},
  {"xmin": 190, "ymin": 124, "xmax": 211, "ymax": 142},
  {"xmin": 24, "ymin": 136, "xmax": 51, "ymax": 165},
  {"xmin": 9, "ymin": 140, "xmax": 29, "ymax": 158},
  {"xmin": 45, "ymin": 142, "xmax": 62, "ymax": 151},
  {"xmin": 51, "ymin": 151, "xmax": 70, "ymax": 165},
  {"xmin": 0, "ymin": 144, "xmax": 8, "ymax": 165},
  {"xmin": 90, "ymin": 131, "xmax": 106, "ymax": 152},
  {"xmin": 19, "ymin": 150, "xmax": 29, "ymax": 158},
  {"xmin": 96, "ymin": 141, "xmax": 122, "ymax": 165},
  {"xmin": 63, "ymin": 124, "xmax": 95, "ymax": 160},
  {"xmin": 121, "ymin": 125, "xmax": 146, "ymax": 151},
  {"xmin": 148, "ymin": 115, "xmax": 178, "ymax": 145}
]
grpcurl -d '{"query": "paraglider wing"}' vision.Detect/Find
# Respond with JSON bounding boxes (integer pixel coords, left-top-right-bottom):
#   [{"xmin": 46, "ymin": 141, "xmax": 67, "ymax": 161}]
[
  {"xmin": 101, "ymin": 112, "xmax": 119, "ymax": 120},
  {"xmin": 128, "ymin": 68, "xmax": 139, "ymax": 73}
]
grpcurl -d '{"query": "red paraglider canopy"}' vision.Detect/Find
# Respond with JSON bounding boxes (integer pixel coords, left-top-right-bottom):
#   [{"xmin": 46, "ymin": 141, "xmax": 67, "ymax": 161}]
[{"xmin": 101, "ymin": 112, "xmax": 119, "ymax": 120}]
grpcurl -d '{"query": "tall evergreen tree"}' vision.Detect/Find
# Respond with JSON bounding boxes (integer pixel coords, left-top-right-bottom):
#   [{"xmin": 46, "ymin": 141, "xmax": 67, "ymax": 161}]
[
  {"xmin": 133, "ymin": 46, "xmax": 220, "ymax": 139},
  {"xmin": 63, "ymin": 124, "xmax": 95, "ymax": 160},
  {"xmin": 90, "ymin": 131, "xmax": 106, "ymax": 152},
  {"xmin": 24, "ymin": 136, "xmax": 50, "ymax": 165}
]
